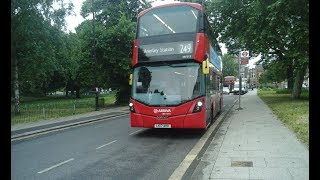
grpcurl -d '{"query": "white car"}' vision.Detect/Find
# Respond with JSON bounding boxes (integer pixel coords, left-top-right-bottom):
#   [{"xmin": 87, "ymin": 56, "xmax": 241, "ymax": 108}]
[
  {"xmin": 223, "ymin": 87, "xmax": 230, "ymax": 94},
  {"xmin": 233, "ymin": 82, "xmax": 247, "ymax": 95}
]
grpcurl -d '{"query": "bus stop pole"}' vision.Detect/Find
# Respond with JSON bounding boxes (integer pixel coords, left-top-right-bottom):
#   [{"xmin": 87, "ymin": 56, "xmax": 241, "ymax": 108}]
[{"xmin": 237, "ymin": 51, "xmax": 242, "ymax": 110}]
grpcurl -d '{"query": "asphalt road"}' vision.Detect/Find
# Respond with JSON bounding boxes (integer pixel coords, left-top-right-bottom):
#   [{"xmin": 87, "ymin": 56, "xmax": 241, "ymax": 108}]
[{"xmin": 11, "ymin": 94, "xmax": 238, "ymax": 180}]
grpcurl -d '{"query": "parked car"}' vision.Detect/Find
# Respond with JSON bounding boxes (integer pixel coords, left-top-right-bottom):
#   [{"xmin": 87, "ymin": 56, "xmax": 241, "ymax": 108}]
[
  {"xmin": 223, "ymin": 86, "xmax": 230, "ymax": 94},
  {"xmin": 233, "ymin": 82, "xmax": 247, "ymax": 95}
]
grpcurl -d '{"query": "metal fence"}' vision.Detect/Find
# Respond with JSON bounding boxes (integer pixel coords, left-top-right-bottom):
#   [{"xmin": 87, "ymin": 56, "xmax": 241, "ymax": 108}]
[{"xmin": 11, "ymin": 98, "xmax": 106, "ymax": 125}]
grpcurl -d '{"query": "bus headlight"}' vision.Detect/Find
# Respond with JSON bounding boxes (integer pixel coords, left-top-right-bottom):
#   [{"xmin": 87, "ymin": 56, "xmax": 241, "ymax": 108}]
[
  {"xmin": 129, "ymin": 102, "xmax": 135, "ymax": 112},
  {"xmin": 193, "ymin": 101, "xmax": 203, "ymax": 113}
]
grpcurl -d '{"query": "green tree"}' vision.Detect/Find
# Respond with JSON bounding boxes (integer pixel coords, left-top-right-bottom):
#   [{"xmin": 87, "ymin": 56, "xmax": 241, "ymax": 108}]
[
  {"xmin": 258, "ymin": 60, "xmax": 287, "ymax": 86},
  {"xmin": 222, "ymin": 54, "xmax": 238, "ymax": 77},
  {"xmin": 11, "ymin": 0, "xmax": 73, "ymax": 112},
  {"xmin": 76, "ymin": 0, "xmax": 151, "ymax": 104},
  {"xmin": 61, "ymin": 32, "xmax": 82, "ymax": 98},
  {"xmin": 207, "ymin": 0, "xmax": 308, "ymax": 99}
]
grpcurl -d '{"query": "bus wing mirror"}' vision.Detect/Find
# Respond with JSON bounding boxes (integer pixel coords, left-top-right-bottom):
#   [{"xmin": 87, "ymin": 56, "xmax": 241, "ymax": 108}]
[
  {"xmin": 129, "ymin": 74, "xmax": 133, "ymax": 85},
  {"xmin": 202, "ymin": 59, "xmax": 209, "ymax": 74}
]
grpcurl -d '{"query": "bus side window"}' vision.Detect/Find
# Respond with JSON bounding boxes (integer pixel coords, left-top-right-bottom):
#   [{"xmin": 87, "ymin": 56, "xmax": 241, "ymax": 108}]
[
  {"xmin": 206, "ymin": 70, "xmax": 215, "ymax": 94},
  {"xmin": 218, "ymin": 76, "xmax": 222, "ymax": 91},
  {"xmin": 211, "ymin": 73, "xmax": 216, "ymax": 92}
]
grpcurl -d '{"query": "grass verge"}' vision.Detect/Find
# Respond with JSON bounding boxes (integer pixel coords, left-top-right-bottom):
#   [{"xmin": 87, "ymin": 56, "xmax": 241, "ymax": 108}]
[
  {"xmin": 257, "ymin": 89, "xmax": 309, "ymax": 148},
  {"xmin": 11, "ymin": 94, "xmax": 117, "ymax": 126}
]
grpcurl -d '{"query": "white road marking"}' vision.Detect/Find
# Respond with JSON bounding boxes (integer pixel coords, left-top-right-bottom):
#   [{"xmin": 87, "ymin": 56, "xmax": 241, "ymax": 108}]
[
  {"xmin": 129, "ymin": 129, "xmax": 143, "ymax": 135},
  {"xmin": 96, "ymin": 140, "xmax": 117, "ymax": 149},
  {"xmin": 37, "ymin": 158, "xmax": 74, "ymax": 174},
  {"xmin": 168, "ymin": 99, "xmax": 237, "ymax": 180}
]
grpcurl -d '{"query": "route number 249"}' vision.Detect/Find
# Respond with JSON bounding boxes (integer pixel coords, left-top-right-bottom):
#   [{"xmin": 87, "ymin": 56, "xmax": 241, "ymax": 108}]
[{"xmin": 179, "ymin": 43, "xmax": 192, "ymax": 54}]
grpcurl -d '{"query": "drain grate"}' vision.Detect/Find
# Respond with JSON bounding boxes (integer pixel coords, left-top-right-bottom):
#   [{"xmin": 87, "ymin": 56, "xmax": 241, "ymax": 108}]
[{"xmin": 231, "ymin": 161, "xmax": 253, "ymax": 167}]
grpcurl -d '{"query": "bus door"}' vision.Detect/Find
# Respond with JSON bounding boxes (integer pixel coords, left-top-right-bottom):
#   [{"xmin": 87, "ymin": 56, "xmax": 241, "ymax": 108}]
[{"xmin": 205, "ymin": 72, "xmax": 214, "ymax": 125}]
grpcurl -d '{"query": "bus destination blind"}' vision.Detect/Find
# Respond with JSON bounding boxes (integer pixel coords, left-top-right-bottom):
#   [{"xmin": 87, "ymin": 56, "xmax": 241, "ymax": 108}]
[{"xmin": 139, "ymin": 41, "xmax": 193, "ymax": 58}]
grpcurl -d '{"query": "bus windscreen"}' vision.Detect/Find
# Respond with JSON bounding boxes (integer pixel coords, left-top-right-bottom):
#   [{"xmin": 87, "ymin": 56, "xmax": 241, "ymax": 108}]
[
  {"xmin": 132, "ymin": 62, "xmax": 204, "ymax": 106},
  {"xmin": 138, "ymin": 5, "xmax": 199, "ymax": 37}
]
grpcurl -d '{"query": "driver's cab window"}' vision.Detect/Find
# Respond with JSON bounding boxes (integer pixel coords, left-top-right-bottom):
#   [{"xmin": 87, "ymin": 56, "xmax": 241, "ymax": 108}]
[{"xmin": 136, "ymin": 67, "xmax": 152, "ymax": 93}]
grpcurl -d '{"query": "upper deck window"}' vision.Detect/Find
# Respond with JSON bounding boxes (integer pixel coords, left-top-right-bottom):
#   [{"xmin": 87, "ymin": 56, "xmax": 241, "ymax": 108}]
[{"xmin": 138, "ymin": 5, "xmax": 200, "ymax": 38}]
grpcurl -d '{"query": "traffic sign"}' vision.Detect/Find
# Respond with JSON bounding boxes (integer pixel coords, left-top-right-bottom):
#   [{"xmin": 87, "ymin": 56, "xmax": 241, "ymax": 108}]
[
  {"xmin": 240, "ymin": 59, "xmax": 249, "ymax": 65},
  {"xmin": 240, "ymin": 51, "xmax": 249, "ymax": 59}
]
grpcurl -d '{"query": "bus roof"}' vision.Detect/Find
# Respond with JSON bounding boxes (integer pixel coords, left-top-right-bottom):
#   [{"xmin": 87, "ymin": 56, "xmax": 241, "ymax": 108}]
[{"xmin": 138, "ymin": 2, "xmax": 204, "ymax": 17}]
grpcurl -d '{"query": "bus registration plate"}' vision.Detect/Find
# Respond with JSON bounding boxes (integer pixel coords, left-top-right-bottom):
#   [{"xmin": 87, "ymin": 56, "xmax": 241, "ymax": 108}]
[{"xmin": 154, "ymin": 124, "xmax": 171, "ymax": 128}]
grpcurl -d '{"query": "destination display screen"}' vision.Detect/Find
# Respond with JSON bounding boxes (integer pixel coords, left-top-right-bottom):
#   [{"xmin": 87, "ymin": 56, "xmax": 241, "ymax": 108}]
[{"xmin": 139, "ymin": 41, "xmax": 193, "ymax": 58}]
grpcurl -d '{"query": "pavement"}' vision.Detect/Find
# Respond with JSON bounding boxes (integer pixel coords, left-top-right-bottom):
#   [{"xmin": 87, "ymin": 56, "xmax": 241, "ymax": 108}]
[
  {"xmin": 11, "ymin": 89, "xmax": 309, "ymax": 179},
  {"xmin": 188, "ymin": 89, "xmax": 309, "ymax": 180}
]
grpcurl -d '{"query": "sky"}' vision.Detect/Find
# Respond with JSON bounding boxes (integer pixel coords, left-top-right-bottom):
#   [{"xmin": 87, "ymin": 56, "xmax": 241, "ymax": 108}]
[
  {"xmin": 64, "ymin": 0, "xmax": 178, "ymax": 33},
  {"xmin": 65, "ymin": 0, "xmax": 258, "ymax": 68},
  {"xmin": 64, "ymin": 0, "xmax": 85, "ymax": 33}
]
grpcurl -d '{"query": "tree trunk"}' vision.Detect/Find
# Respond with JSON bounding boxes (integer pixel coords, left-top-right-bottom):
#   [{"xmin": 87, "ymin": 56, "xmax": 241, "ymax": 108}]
[
  {"xmin": 70, "ymin": 80, "xmax": 75, "ymax": 96},
  {"xmin": 115, "ymin": 83, "xmax": 130, "ymax": 105},
  {"xmin": 65, "ymin": 81, "xmax": 71, "ymax": 97},
  {"xmin": 75, "ymin": 88, "xmax": 80, "ymax": 98},
  {"xmin": 65, "ymin": 84, "xmax": 69, "ymax": 97},
  {"xmin": 75, "ymin": 75, "xmax": 81, "ymax": 98},
  {"xmin": 14, "ymin": 58, "xmax": 20, "ymax": 114},
  {"xmin": 286, "ymin": 63, "xmax": 294, "ymax": 90},
  {"xmin": 75, "ymin": 81, "xmax": 80, "ymax": 98},
  {"xmin": 292, "ymin": 64, "xmax": 307, "ymax": 99}
]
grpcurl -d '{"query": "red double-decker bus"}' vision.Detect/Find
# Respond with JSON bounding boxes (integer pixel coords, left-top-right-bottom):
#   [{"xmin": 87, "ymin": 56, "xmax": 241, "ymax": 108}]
[
  {"xmin": 128, "ymin": 2, "xmax": 223, "ymax": 129},
  {"xmin": 223, "ymin": 76, "xmax": 236, "ymax": 93}
]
